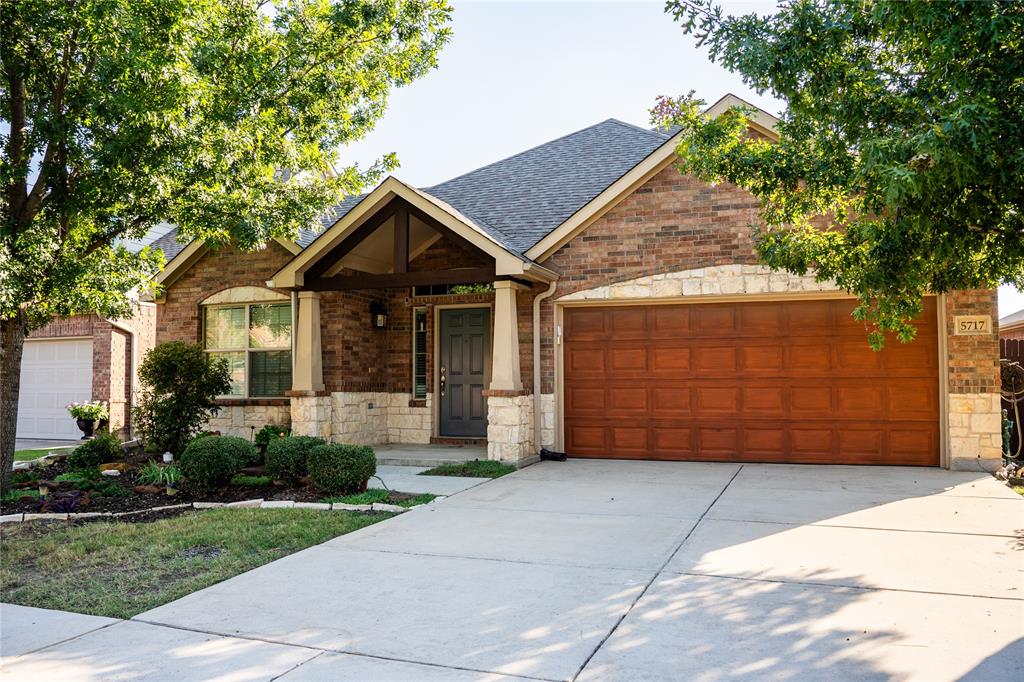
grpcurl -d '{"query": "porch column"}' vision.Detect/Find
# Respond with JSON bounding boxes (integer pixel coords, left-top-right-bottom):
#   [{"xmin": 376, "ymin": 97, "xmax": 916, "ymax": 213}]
[
  {"xmin": 292, "ymin": 291, "xmax": 324, "ymax": 392},
  {"xmin": 490, "ymin": 280, "xmax": 522, "ymax": 392}
]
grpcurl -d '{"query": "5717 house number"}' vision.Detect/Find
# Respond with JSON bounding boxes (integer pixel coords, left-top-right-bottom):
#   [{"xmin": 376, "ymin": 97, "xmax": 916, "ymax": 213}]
[{"xmin": 954, "ymin": 315, "xmax": 992, "ymax": 335}]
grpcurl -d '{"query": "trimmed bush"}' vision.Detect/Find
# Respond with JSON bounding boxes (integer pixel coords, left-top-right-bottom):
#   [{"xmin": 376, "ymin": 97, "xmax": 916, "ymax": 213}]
[
  {"xmin": 255, "ymin": 424, "xmax": 291, "ymax": 455},
  {"xmin": 265, "ymin": 436, "xmax": 324, "ymax": 483},
  {"xmin": 307, "ymin": 444, "xmax": 376, "ymax": 494},
  {"xmin": 68, "ymin": 433, "xmax": 122, "ymax": 470},
  {"xmin": 179, "ymin": 436, "xmax": 254, "ymax": 490}
]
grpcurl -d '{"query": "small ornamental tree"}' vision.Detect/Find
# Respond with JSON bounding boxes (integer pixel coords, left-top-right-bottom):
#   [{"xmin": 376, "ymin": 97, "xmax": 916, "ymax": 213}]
[
  {"xmin": 657, "ymin": 0, "xmax": 1024, "ymax": 349},
  {"xmin": 133, "ymin": 342, "xmax": 232, "ymax": 457},
  {"xmin": 0, "ymin": 0, "xmax": 452, "ymax": 493}
]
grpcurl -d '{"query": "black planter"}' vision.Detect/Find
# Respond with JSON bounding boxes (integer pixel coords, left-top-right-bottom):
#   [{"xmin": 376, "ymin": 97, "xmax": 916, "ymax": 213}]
[{"xmin": 76, "ymin": 418, "xmax": 96, "ymax": 440}]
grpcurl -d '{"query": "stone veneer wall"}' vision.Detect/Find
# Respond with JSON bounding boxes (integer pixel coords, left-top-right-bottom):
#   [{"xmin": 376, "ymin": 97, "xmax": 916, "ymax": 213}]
[
  {"xmin": 487, "ymin": 394, "xmax": 534, "ymax": 463},
  {"xmin": 945, "ymin": 290, "xmax": 1001, "ymax": 471},
  {"xmin": 539, "ymin": 393, "xmax": 555, "ymax": 449},
  {"xmin": 386, "ymin": 393, "xmax": 432, "ymax": 444},
  {"xmin": 289, "ymin": 392, "xmax": 432, "ymax": 445},
  {"xmin": 209, "ymin": 404, "xmax": 291, "ymax": 439}
]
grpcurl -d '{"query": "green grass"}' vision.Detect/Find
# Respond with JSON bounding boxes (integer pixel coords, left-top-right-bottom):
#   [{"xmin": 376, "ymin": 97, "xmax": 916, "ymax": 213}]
[
  {"xmin": 230, "ymin": 474, "xmax": 272, "ymax": 487},
  {"xmin": 13, "ymin": 447, "xmax": 73, "ymax": 462},
  {"xmin": 420, "ymin": 459, "xmax": 515, "ymax": 478},
  {"xmin": 323, "ymin": 489, "xmax": 437, "ymax": 508},
  {"xmin": 0, "ymin": 508, "xmax": 386, "ymax": 619},
  {"xmin": 1, "ymin": 489, "xmax": 39, "ymax": 503}
]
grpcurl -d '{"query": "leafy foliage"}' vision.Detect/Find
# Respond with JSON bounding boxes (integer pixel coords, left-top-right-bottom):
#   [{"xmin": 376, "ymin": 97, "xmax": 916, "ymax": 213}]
[
  {"xmin": 0, "ymin": 0, "xmax": 452, "ymax": 493},
  {"xmin": 68, "ymin": 433, "xmax": 122, "ymax": 471},
  {"xmin": 1, "ymin": 0, "xmax": 453, "ymax": 329},
  {"xmin": 230, "ymin": 474, "xmax": 272, "ymax": 487},
  {"xmin": 658, "ymin": 0, "xmax": 1024, "ymax": 347},
  {"xmin": 420, "ymin": 460, "xmax": 515, "ymax": 478},
  {"xmin": 132, "ymin": 342, "xmax": 232, "ymax": 456},
  {"xmin": 265, "ymin": 436, "xmax": 325, "ymax": 484},
  {"xmin": 179, "ymin": 436, "xmax": 254, "ymax": 491},
  {"xmin": 255, "ymin": 424, "xmax": 291, "ymax": 454},
  {"xmin": 306, "ymin": 444, "xmax": 376, "ymax": 494}
]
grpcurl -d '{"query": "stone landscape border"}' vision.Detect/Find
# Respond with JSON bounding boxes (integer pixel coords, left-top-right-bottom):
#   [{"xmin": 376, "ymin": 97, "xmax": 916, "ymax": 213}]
[{"xmin": 0, "ymin": 496, "xmax": 447, "ymax": 524}]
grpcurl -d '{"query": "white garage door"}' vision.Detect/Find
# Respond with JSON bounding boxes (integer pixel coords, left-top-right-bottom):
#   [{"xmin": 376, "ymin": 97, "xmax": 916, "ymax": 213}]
[{"xmin": 17, "ymin": 338, "xmax": 94, "ymax": 440}]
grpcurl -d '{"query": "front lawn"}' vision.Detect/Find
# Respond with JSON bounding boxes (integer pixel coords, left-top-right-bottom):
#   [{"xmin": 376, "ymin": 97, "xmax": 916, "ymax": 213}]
[
  {"xmin": 324, "ymin": 489, "xmax": 436, "ymax": 508},
  {"xmin": 13, "ymin": 447, "xmax": 73, "ymax": 462},
  {"xmin": 0, "ymin": 508, "xmax": 385, "ymax": 619},
  {"xmin": 420, "ymin": 460, "xmax": 515, "ymax": 478}
]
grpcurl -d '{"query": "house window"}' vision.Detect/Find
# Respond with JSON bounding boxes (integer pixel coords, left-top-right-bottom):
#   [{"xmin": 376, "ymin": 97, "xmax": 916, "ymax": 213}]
[
  {"xmin": 413, "ymin": 307, "xmax": 427, "ymax": 399},
  {"xmin": 203, "ymin": 303, "xmax": 292, "ymax": 397}
]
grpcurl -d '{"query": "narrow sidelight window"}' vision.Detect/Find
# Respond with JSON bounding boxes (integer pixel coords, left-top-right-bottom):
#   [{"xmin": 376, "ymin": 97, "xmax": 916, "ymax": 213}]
[{"xmin": 413, "ymin": 307, "xmax": 427, "ymax": 399}]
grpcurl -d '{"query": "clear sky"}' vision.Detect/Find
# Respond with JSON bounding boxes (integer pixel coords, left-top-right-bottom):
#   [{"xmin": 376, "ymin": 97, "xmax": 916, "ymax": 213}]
[{"xmin": 342, "ymin": 0, "xmax": 1023, "ymax": 316}]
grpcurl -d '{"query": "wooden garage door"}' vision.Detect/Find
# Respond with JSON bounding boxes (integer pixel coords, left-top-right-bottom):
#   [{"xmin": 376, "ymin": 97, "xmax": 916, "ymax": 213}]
[{"xmin": 563, "ymin": 298, "xmax": 940, "ymax": 465}]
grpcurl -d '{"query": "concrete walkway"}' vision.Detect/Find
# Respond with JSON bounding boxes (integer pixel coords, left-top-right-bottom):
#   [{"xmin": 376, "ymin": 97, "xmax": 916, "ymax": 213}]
[{"xmin": 2, "ymin": 461, "xmax": 1022, "ymax": 681}]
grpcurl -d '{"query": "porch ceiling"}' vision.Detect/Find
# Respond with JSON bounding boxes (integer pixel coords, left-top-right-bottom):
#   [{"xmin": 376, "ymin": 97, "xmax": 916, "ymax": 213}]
[{"xmin": 268, "ymin": 176, "xmax": 557, "ymax": 291}]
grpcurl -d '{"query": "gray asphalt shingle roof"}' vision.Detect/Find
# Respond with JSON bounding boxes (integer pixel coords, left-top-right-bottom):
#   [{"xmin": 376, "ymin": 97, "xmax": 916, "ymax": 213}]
[
  {"xmin": 151, "ymin": 227, "xmax": 189, "ymax": 262},
  {"xmin": 162, "ymin": 117, "xmax": 672, "ymax": 263}
]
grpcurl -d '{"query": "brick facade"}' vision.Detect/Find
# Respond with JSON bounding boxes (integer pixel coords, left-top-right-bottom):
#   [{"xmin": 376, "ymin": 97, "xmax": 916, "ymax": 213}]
[
  {"xmin": 28, "ymin": 303, "xmax": 156, "ymax": 437},
  {"xmin": 152, "ymin": 164, "xmax": 1000, "ymax": 469}
]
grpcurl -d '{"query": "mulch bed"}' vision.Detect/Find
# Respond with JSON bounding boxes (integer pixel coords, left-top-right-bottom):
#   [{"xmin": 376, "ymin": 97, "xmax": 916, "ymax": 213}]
[{"xmin": 1, "ymin": 454, "xmax": 332, "ymax": 517}]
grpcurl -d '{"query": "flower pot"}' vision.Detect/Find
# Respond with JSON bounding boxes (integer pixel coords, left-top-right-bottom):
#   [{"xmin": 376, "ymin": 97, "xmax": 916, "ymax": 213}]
[{"xmin": 75, "ymin": 418, "xmax": 96, "ymax": 440}]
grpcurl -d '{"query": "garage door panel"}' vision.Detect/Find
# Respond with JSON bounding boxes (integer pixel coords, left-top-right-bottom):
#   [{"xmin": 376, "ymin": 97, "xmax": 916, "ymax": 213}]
[
  {"xmin": 650, "ymin": 346, "xmax": 691, "ymax": 372},
  {"xmin": 563, "ymin": 299, "xmax": 939, "ymax": 466},
  {"xmin": 567, "ymin": 347, "xmax": 605, "ymax": 373},
  {"xmin": 18, "ymin": 338, "xmax": 93, "ymax": 440},
  {"xmin": 565, "ymin": 308, "xmax": 607, "ymax": 338},
  {"xmin": 650, "ymin": 306, "xmax": 691, "ymax": 335},
  {"xmin": 651, "ymin": 387, "xmax": 692, "ymax": 416},
  {"xmin": 742, "ymin": 386, "xmax": 786, "ymax": 416},
  {"xmin": 694, "ymin": 305, "xmax": 736, "ymax": 335},
  {"xmin": 693, "ymin": 346, "xmax": 738, "ymax": 373},
  {"xmin": 741, "ymin": 345, "xmax": 785, "ymax": 372}
]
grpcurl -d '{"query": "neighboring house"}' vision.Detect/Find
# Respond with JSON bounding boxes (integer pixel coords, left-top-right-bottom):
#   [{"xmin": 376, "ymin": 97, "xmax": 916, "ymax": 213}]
[
  {"xmin": 154, "ymin": 94, "xmax": 1001, "ymax": 471},
  {"xmin": 15, "ymin": 229, "xmax": 168, "ymax": 441},
  {"xmin": 998, "ymin": 308, "xmax": 1024, "ymax": 341}
]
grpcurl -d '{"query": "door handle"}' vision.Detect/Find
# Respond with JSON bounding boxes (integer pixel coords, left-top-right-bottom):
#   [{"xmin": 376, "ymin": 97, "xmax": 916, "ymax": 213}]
[{"xmin": 440, "ymin": 366, "xmax": 446, "ymax": 397}]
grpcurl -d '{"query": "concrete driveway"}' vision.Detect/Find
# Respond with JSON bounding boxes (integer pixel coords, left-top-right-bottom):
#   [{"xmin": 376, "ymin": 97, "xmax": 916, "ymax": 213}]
[{"xmin": 2, "ymin": 461, "xmax": 1022, "ymax": 681}]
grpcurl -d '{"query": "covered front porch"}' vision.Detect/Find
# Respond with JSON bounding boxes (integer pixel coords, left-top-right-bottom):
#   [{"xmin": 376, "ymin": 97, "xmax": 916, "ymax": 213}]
[{"xmin": 269, "ymin": 177, "xmax": 556, "ymax": 464}]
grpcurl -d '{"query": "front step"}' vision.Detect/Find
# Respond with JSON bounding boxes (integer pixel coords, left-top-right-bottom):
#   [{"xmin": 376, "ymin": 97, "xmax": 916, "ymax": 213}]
[{"xmin": 375, "ymin": 443, "xmax": 488, "ymax": 468}]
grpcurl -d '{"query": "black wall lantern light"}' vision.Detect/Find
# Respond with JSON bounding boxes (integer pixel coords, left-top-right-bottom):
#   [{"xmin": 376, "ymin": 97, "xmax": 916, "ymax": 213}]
[{"xmin": 370, "ymin": 302, "xmax": 388, "ymax": 329}]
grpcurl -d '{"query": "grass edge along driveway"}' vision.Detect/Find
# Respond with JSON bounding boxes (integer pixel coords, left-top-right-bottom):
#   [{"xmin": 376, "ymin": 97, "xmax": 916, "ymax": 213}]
[{"xmin": 1, "ymin": 508, "xmax": 387, "ymax": 619}]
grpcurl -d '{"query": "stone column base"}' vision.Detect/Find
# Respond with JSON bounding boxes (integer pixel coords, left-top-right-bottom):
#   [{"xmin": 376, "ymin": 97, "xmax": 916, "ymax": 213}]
[
  {"xmin": 290, "ymin": 396, "xmax": 332, "ymax": 440},
  {"xmin": 486, "ymin": 394, "xmax": 534, "ymax": 463},
  {"xmin": 948, "ymin": 393, "xmax": 1002, "ymax": 472}
]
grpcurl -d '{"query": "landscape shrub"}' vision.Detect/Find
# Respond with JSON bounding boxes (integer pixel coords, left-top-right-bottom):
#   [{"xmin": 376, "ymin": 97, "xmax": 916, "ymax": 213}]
[
  {"xmin": 306, "ymin": 444, "xmax": 376, "ymax": 494},
  {"xmin": 255, "ymin": 424, "xmax": 291, "ymax": 455},
  {"xmin": 179, "ymin": 436, "xmax": 253, "ymax": 490},
  {"xmin": 132, "ymin": 342, "xmax": 231, "ymax": 456},
  {"xmin": 265, "ymin": 436, "xmax": 324, "ymax": 483},
  {"xmin": 68, "ymin": 433, "xmax": 122, "ymax": 470}
]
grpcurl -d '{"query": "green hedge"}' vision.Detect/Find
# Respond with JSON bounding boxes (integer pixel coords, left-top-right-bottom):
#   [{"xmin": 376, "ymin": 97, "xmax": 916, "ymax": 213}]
[
  {"xmin": 179, "ymin": 436, "xmax": 254, "ymax": 490},
  {"xmin": 307, "ymin": 444, "xmax": 376, "ymax": 494},
  {"xmin": 68, "ymin": 433, "xmax": 122, "ymax": 470},
  {"xmin": 265, "ymin": 436, "xmax": 324, "ymax": 483}
]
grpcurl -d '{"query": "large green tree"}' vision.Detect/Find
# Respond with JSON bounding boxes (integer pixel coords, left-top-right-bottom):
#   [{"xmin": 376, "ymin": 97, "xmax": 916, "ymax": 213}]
[
  {"xmin": 655, "ymin": 0, "xmax": 1024, "ymax": 347},
  {"xmin": 1, "ymin": 0, "xmax": 451, "ymax": 491}
]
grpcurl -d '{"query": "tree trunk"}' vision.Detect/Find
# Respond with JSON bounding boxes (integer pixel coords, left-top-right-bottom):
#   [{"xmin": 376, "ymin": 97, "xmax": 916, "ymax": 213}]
[{"xmin": 0, "ymin": 313, "xmax": 26, "ymax": 494}]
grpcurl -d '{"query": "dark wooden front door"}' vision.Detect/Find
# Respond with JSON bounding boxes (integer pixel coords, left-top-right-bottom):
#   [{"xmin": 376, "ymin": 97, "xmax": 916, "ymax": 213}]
[
  {"xmin": 563, "ymin": 298, "xmax": 940, "ymax": 465},
  {"xmin": 439, "ymin": 308, "xmax": 490, "ymax": 437}
]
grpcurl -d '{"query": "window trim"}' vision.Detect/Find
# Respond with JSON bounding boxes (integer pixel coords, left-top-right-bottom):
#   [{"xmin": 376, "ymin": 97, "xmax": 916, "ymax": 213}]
[{"xmin": 203, "ymin": 302, "xmax": 292, "ymax": 398}]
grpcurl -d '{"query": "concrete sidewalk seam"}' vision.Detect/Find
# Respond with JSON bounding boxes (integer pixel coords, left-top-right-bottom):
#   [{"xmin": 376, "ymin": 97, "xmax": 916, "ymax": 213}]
[
  {"xmin": 268, "ymin": 650, "xmax": 326, "ymax": 682},
  {"xmin": 2, "ymin": 618, "xmax": 121, "ymax": 660},
  {"xmin": 316, "ymin": 544, "xmax": 657, "ymax": 573},
  {"xmin": 668, "ymin": 570, "xmax": 1024, "ymax": 602},
  {"xmin": 569, "ymin": 463, "xmax": 745, "ymax": 682},
  {"xmin": 131, "ymin": 617, "xmax": 557, "ymax": 682}
]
